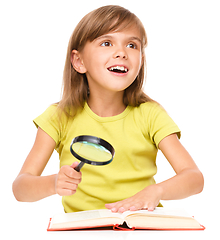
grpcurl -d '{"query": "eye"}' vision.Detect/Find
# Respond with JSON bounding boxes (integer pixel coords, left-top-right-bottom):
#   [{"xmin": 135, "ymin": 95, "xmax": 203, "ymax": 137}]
[
  {"xmin": 126, "ymin": 43, "xmax": 137, "ymax": 49},
  {"xmin": 101, "ymin": 41, "xmax": 113, "ymax": 47}
]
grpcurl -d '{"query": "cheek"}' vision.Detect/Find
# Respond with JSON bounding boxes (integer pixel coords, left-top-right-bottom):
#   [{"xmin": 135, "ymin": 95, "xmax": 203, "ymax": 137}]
[
  {"xmin": 130, "ymin": 49, "xmax": 142, "ymax": 65},
  {"xmin": 84, "ymin": 51, "xmax": 108, "ymax": 72},
  {"xmin": 94, "ymin": 50, "xmax": 110, "ymax": 66},
  {"xmin": 136, "ymin": 53, "xmax": 143, "ymax": 70},
  {"xmin": 131, "ymin": 53, "xmax": 143, "ymax": 78}
]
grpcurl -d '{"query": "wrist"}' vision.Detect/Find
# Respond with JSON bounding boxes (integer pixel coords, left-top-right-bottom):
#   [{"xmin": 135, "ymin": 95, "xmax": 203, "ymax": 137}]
[
  {"xmin": 49, "ymin": 174, "xmax": 57, "ymax": 196},
  {"xmin": 156, "ymin": 184, "xmax": 164, "ymax": 199},
  {"xmin": 155, "ymin": 183, "xmax": 165, "ymax": 200},
  {"xmin": 144, "ymin": 184, "xmax": 164, "ymax": 200}
]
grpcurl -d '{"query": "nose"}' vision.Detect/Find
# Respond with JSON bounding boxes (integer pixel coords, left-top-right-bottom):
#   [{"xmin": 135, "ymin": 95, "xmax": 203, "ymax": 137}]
[{"xmin": 113, "ymin": 46, "xmax": 128, "ymax": 60}]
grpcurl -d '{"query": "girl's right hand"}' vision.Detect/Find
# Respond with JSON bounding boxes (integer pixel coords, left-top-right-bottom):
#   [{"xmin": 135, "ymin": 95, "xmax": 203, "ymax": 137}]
[{"xmin": 55, "ymin": 162, "xmax": 82, "ymax": 196}]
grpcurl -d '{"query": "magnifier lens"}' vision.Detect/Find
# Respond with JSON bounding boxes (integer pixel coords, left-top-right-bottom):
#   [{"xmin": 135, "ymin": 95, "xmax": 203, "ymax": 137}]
[
  {"xmin": 70, "ymin": 135, "xmax": 115, "ymax": 171},
  {"xmin": 71, "ymin": 141, "xmax": 112, "ymax": 162}
]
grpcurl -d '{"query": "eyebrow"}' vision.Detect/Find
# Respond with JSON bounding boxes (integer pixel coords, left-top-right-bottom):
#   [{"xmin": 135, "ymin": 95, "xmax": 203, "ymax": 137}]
[{"xmin": 95, "ymin": 34, "xmax": 142, "ymax": 44}]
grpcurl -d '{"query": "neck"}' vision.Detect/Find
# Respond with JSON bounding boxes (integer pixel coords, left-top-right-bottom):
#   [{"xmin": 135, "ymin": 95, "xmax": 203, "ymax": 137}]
[{"xmin": 87, "ymin": 91, "xmax": 126, "ymax": 117}]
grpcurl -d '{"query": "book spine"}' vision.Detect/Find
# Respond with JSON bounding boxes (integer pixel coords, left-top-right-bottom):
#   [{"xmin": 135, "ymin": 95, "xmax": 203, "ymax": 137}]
[{"xmin": 113, "ymin": 224, "xmax": 135, "ymax": 231}]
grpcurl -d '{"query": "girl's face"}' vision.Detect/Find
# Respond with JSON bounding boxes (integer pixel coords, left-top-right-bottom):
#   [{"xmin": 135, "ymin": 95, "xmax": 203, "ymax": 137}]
[{"xmin": 72, "ymin": 27, "xmax": 143, "ymax": 96}]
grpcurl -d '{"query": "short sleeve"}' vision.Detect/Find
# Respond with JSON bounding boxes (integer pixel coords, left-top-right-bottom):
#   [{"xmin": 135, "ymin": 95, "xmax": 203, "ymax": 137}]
[
  {"xmin": 148, "ymin": 104, "xmax": 181, "ymax": 148},
  {"xmin": 33, "ymin": 105, "xmax": 61, "ymax": 147}
]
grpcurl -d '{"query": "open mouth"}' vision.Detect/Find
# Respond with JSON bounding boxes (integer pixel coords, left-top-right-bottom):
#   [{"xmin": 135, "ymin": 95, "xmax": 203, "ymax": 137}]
[{"xmin": 107, "ymin": 66, "xmax": 128, "ymax": 74}]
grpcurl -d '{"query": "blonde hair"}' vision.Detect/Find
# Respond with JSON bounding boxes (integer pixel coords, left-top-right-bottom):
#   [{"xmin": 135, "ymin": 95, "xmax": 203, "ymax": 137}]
[{"xmin": 58, "ymin": 5, "xmax": 154, "ymax": 117}]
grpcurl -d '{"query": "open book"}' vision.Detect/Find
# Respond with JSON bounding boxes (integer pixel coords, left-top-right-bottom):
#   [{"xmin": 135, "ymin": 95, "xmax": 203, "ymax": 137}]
[{"xmin": 47, "ymin": 208, "xmax": 205, "ymax": 231}]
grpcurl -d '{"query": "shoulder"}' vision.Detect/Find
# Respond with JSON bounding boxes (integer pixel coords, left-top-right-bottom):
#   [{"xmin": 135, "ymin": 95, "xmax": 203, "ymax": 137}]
[
  {"xmin": 128, "ymin": 101, "xmax": 165, "ymax": 135},
  {"xmin": 135, "ymin": 101, "xmax": 177, "ymax": 127},
  {"xmin": 43, "ymin": 104, "xmax": 59, "ymax": 117},
  {"xmin": 33, "ymin": 104, "xmax": 74, "ymax": 148},
  {"xmin": 35, "ymin": 104, "xmax": 70, "ymax": 123},
  {"xmin": 132, "ymin": 101, "xmax": 164, "ymax": 119},
  {"xmin": 33, "ymin": 104, "xmax": 70, "ymax": 136},
  {"xmin": 131, "ymin": 101, "xmax": 180, "ymax": 147},
  {"xmin": 138, "ymin": 101, "xmax": 162, "ymax": 111}
]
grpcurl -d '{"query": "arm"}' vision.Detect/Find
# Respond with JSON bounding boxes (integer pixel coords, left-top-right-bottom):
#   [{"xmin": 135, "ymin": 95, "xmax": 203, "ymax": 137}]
[
  {"xmin": 156, "ymin": 133, "xmax": 204, "ymax": 200},
  {"xmin": 106, "ymin": 134, "xmax": 204, "ymax": 212},
  {"xmin": 12, "ymin": 127, "xmax": 81, "ymax": 202}
]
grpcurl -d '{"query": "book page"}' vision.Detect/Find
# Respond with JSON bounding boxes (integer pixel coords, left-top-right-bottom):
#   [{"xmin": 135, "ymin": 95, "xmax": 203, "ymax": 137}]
[
  {"xmin": 51, "ymin": 209, "xmax": 123, "ymax": 225},
  {"xmin": 122, "ymin": 207, "xmax": 192, "ymax": 219},
  {"xmin": 50, "ymin": 207, "xmax": 192, "ymax": 227}
]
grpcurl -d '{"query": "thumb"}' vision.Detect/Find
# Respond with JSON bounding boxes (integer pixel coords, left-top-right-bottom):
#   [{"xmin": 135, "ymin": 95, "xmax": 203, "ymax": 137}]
[{"xmin": 70, "ymin": 161, "xmax": 80, "ymax": 169}]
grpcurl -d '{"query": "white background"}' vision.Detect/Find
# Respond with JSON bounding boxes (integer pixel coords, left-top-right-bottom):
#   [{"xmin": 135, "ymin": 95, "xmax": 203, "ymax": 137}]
[{"xmin": 1, "ymin": 0, "xmax": 219, "ymax": 239}]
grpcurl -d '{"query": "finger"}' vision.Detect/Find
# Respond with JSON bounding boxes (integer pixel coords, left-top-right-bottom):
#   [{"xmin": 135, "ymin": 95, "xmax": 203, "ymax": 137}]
[
  {"xmin": 118, "ymin": 207, "xmax": 126, "ymax": 213},
  {"xmin": 130, "ymin": 200, "xmax": 145, "ymax": 211},
  {"xmin": 118, "ymin": 201, "xmax": 141, "ymax": 212},
  {"xmin": 56, "ymin": 181, "xmax": 78, "ymax": 196},
  {"xmin": 58, "ymin": 174, "xmax": 81, "ymax": 186},
  {"xmin": 111, "ymin": 199, "xmax": 145, "ymax": 213},
  {"xmin": 109, "ymin": 200, "xmax": 132, "ymax": 213},
  {"xmin": 56, "ymin": 176, "xmax": 79, "ymax": 189},
  {"xmin": 106, "ymin": 203, "xmax": 121, "ymax": 213},
  {"xmin": 118, "ymin": 202, "xmax": 133, "ymax": 212},
  {"xmin": 63, "ymin": 182, "xmax": 78, "ymax": 191},
  {"xmin": 65, "ymin": 178, "xmax": 81, "ymax": 185},
  {"xmin": 64, "ymin": 166, "xmax": 82, "ymax": 179},
  {"xmin": 105, "ymin": 202, "xmax": 118, "ymax": 209},
  {"xmin": 129, "ymin": 206, "xmax": 137, "ymax": 211},
  {"xmin": 147, "ymin": 206, "xmax": 155, "ymax": 211},
  {"xmin": 146, "ymin": 202, "xmax": 156, "ymax": 211},
  {"xmin": 58, "ymin": 188, "xmax": 77, "ymax": 196}
]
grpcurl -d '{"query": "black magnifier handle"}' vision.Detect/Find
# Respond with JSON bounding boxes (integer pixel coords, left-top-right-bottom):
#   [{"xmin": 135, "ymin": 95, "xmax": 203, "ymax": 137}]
[{"xmin": 74, "ymin": 161, "xmax": 85, "ymax": 172}]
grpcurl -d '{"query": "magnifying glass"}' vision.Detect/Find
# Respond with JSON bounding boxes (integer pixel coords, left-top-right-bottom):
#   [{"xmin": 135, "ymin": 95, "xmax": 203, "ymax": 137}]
[{"xmin": 70, "ymin": 135, "xmax": 115, "ymax": 172}]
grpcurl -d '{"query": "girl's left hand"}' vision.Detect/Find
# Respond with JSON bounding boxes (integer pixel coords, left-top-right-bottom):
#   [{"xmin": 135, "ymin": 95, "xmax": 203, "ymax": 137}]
[{"xmin": 105, "ymin": 184, "xmax": 163, "ymax": 213}]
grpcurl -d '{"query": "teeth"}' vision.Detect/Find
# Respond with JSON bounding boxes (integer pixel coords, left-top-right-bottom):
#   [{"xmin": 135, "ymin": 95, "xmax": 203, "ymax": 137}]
[{"xmin": 109, "ymin": 66, "xmax": 128, "ymax": 72}]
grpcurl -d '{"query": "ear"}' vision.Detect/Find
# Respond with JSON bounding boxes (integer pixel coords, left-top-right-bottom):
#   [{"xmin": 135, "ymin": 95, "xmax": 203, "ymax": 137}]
[{"xmin": 71, "ymin": 50, "xmax": 87, "ymax": 74}]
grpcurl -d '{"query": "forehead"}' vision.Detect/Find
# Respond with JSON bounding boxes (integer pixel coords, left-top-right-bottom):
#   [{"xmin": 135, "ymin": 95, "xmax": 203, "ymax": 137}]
[
  {"xmin": 88, "ymin": 16, "xmax": 145, "ymax": 41},
  {"xmin": 94, "ymin": 27, "xmax": 142, "ymax": 42}
]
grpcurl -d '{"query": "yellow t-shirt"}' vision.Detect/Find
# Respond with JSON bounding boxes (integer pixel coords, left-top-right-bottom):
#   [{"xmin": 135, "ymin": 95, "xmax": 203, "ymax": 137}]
[{"xmin": 33, "ymin": 102, "xmax": 180, "ymax": 212}]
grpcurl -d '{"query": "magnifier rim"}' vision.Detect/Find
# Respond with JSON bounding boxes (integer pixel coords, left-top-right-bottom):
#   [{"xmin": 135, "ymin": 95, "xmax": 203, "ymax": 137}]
[{"xmin": 70, "ymin": 135, "xmax": 115, "ymax": 166}]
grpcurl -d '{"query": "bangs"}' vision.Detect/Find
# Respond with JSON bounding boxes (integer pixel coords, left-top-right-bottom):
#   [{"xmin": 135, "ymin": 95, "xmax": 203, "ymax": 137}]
[
  {"xmin": 88, "ymin": 8, "xmax": 146, "ymax": 45},
  {"xmin": 74, "ymin": 5, "xmax": 147, "ymax": 51}
]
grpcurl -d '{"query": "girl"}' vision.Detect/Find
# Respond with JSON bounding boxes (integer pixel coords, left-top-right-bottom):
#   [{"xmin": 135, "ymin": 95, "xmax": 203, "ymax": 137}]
[{"xmin": 13, "ymin": 5, "xmax": 204, "ymax": 213}]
